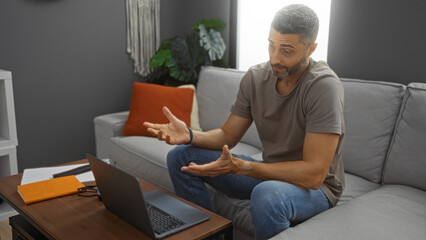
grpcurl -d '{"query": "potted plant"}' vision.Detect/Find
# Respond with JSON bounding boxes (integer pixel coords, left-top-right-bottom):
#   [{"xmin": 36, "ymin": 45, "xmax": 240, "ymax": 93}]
[{"xmin": 145, "ymin": 18, "xmax": 228, "ymax": 86}]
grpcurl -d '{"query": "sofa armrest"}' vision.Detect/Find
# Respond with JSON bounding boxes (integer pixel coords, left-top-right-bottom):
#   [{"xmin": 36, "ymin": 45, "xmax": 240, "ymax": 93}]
[{"xmin": 94, "ymin": 111, "xmax": 129, "ymax": 158}]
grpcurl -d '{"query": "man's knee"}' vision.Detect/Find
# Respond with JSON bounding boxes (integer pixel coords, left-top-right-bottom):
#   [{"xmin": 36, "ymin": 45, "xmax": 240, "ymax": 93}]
[
  {"xmin": 251, "ymin": 181, "xmax": 288, "ymax": 212},
  {"xmin": 250, "ymin": 181, "xmax": 297, "ymax": 221},
  {"xmin": 167, "ymin": 145, "xmax": 190, "ymax": 170}
]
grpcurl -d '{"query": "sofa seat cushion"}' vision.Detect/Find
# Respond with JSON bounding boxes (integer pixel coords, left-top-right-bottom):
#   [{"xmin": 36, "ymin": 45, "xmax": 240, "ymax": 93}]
[
  {"xmin": 270, "ymin": 185, "xmax": 426, "ymax": 240},
  {"xmin": 338, "ymin": 173, "xmax": 380, "ymax": 205},
  {"xmin": 204, "ymin": 172, "xmax": 380, "ymax": 238},
  {"xmin": 109, "ymin": 136, "xmax": 176, "ymax": 192}
]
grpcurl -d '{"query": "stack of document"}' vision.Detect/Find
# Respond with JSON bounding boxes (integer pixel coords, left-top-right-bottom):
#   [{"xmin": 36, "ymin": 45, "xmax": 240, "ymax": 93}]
[{"xmin": 21, "ymin": 164, "xmax": 95, "ymax": 185}]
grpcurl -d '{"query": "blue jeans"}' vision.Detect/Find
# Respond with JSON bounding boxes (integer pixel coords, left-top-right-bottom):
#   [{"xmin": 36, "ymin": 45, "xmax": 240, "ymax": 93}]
[{"xmin": 167, "ymin": 145, "xmax": 331, "ymax": 240}]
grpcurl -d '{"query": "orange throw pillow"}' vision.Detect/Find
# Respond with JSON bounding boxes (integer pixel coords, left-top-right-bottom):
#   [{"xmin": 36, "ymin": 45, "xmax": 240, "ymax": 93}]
[{"xmin": 122, "ymin": 83, "xmax": 194, "ymax": 137}]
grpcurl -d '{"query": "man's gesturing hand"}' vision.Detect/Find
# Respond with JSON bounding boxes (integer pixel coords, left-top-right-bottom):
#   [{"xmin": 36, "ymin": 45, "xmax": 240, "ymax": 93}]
[
  {"xmin": 181, "ymin": 145, "xmax": 244, "ymax": 177},
  {"xmin": 143, "ymin": 106, "xmax": 191, "ymax": 145}
]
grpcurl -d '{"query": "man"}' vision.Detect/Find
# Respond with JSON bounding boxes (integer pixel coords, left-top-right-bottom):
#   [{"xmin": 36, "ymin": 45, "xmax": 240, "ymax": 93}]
[{"xmin": 144, "ymin": 4, "xmax": 344, "ymax": 240}]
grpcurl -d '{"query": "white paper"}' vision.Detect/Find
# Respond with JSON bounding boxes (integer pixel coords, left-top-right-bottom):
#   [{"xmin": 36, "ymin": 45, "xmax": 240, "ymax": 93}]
[{"xmin": 21, "ymin": 164, "xmax": 95, "ymax": 185}]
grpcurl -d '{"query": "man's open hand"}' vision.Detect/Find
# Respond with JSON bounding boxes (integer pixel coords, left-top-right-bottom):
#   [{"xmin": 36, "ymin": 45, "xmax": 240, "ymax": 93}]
[
  {"xmin": 143, "ymin": 106, "xmax": 191, "ymax": 145},
  {"xmin": 181, "ymin": 145, "xmax": 242, "ymax": 177}
]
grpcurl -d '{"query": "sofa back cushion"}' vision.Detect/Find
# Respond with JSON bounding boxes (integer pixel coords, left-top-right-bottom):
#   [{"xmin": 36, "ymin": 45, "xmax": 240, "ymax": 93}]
[
  {"xmin": 384, "ymin": 83, "xmax": 426, "ymax": 190},
  {"xmin": 197, "ymin": 67, "xmax": 262, "ymax": 149},
  {"xmin": 341, "ymin": 79, "xmax": 405, "ymax": 183}
]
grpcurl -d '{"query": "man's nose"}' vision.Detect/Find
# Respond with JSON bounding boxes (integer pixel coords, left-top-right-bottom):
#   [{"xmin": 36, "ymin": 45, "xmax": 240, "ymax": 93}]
[{"xmin": 270, "ymin": 50, "xmax": 280, "ymax": 65}]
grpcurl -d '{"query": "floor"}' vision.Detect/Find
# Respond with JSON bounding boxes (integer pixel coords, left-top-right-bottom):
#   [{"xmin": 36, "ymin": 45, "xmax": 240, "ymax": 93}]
[{"xmin": 0, "ymin": 219, "xmax": 11, "ymax": 240}]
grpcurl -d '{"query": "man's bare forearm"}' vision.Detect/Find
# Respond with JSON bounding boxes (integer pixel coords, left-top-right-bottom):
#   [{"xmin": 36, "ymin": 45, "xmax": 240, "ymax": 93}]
[
  {"xmin": 191, "ymin": 128, "xmax": 239, "ymax": 150},
  {"xmin": 237, "ymin": 160, "xmax": 326, "ymax": 190},
  {"xmin": 189, "ymin": 113, "xmax": 253, "ymax": 150}
]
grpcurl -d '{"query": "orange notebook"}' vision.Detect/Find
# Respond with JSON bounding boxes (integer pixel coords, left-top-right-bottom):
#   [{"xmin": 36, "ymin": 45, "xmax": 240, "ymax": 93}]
[{"xmin": 17, "ymin": 175, "xmax": 85, "ymax": 204}]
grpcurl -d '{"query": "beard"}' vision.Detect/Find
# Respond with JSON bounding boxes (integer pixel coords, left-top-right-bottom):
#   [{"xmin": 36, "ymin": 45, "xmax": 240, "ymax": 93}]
[{"xmin": 271, "ymin": 54, "xmax": 308, "ymax": 79}]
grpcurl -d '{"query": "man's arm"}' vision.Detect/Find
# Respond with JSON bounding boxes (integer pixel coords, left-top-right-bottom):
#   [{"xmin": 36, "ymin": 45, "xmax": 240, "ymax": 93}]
[
  {"xmin": 240, "ymin": 132, "xmax": 339, "ymax": 189},
  {"xmin": 183, "ymin": 132, "xmax": 339, "ymax": 190},
  {"xmin": 144, "ymin": 107, "xmax": 252, "ymax": 150},
  {"xmin": 191, "ymin": 113, "xmax": 253, "ymax": 150}
]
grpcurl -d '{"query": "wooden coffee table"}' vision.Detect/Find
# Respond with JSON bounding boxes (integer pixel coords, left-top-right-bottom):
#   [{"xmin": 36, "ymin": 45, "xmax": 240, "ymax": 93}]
[{"xmin": 0, "ymin": 159, "xmax": 232, "ymax": 239}]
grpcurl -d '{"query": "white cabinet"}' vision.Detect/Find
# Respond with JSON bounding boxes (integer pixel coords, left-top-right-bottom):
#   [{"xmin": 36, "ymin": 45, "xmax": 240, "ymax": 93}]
[
  {"xmin": 0, "ymin": 70, "xmax": 18, "ymax": 177},
  {"xmin": 0, "ymin": 70, "xmax": 18, "ymax": 148},
  {"xmin": 0, "ymin": 70, "xmax": 18, "ymax": 221}
]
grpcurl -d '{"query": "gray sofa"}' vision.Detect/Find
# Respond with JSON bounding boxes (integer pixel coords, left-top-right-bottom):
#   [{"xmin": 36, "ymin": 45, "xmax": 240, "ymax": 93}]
[{"xmin": 94, "ymin": 66, "xmax": 426, "ymax": 240}]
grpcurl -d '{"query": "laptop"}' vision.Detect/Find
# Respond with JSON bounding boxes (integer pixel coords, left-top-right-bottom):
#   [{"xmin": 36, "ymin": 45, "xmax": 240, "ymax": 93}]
[{"xmin": 86, "ymin": 154, "xmax": 210, "ymax": 239}]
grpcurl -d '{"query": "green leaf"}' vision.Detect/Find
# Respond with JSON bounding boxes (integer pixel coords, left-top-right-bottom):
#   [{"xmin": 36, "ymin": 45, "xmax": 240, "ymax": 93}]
[
  {"xmin": 186, "ymin": 31, "xmax": 206, "ymax": 67},
  {"xmin": 169, "ymin": 37, "xmax": 198, "ymax": 83},
  {"xmin": 192, "ymin": 18, "xmax": 226, "ymax": 32},
  {"xmin": 163, "ymin": 54, "xmax": 184, "ymax": 81},
  {"xmin": 171, "ymin": 38, "xmax": 192, "ymax": 69},
  {"xmin": 149, "ymin": 49, "xmax": 172, "ymax": 67},
  {"xmin": 198, "ymin": 25, "xmax": 226, "ymax": 61},
  {"xmin": 144, "ymin": 67, "xmax": 169, "ymax": 85},
  {"xmin": 169, "ymin": 65, "xmax": 184, "ymax": 81},
  {"xmin": 157, "ymin": 36, "xmax": 177, "ymax": 51}
]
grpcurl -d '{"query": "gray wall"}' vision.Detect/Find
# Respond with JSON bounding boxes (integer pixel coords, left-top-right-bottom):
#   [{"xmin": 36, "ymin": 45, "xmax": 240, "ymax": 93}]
[
  {"xmin": 0, "ymin": 0, "xmax": 139, "ymax": 171},
  {"xmin": 327, "ymin": 0, "xmax": 426, "ymax": 84}
]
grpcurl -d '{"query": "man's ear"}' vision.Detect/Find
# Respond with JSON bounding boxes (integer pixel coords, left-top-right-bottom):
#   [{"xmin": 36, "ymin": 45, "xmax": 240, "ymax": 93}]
[{"xmin": 307, "ymin": 43, "xmax": 318, "ymax": 57}]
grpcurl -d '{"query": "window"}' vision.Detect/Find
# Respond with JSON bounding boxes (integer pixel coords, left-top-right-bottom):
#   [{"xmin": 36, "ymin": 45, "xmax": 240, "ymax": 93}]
[{"xmin": 237, "ymin": 0, "xmax": 331, "ymax": 71}]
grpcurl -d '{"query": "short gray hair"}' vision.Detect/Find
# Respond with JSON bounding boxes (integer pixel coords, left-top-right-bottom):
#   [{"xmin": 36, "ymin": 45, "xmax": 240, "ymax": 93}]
[{"xmin": 271, "ymin": 4, "xmax": 319, "ymax": 46}]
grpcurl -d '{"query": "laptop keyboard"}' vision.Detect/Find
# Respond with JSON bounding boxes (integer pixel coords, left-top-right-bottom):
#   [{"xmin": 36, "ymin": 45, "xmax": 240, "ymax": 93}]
[{"xmin": 146, "ymin": 202, "xmax": 186, "ymax": 234}]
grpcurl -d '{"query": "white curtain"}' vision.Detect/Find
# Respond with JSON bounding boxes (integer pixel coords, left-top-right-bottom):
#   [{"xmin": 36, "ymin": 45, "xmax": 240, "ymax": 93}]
[{"xmin": 126, "ymin": 0, "xmax": 161, "ymax": 76}]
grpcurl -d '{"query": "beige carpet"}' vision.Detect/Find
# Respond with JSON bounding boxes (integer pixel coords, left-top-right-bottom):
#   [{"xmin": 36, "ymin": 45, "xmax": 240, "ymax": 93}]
[{"xmin": 0, "ymin": 220, "xmax": 12, "ymax": 240}]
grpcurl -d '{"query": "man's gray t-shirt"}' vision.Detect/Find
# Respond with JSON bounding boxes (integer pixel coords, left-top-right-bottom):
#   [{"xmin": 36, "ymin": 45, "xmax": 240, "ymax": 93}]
[{"xmin": 231, "ymin": 59, "xmax": 345, "ymax": 206}]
